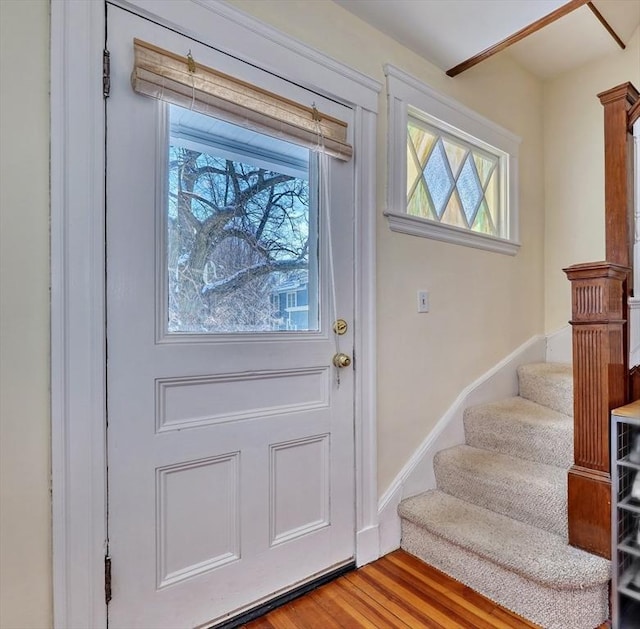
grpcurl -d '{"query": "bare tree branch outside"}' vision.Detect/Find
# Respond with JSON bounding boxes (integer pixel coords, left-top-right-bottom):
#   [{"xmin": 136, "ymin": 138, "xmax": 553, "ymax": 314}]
[{"xmin": 167, "ymin": 142, "xmax": 314, "ymax": 333}]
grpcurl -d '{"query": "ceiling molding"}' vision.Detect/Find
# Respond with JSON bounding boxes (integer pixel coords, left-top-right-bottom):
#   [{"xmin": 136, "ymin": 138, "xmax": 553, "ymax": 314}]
[{"xmin": 446, "ymin": 0, "xmax": 589, "ymax": 77}]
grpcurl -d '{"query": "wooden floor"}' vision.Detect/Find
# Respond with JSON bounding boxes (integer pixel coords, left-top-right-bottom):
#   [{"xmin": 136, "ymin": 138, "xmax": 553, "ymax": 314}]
[{"xmin": 243, "ymin": 550, "xmax": 609, "ymax": 629}]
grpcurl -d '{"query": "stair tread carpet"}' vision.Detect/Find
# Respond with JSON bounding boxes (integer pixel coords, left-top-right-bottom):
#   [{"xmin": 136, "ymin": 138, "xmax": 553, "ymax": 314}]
[
  {"xmin": 464, "ymin": 396, "xmax": 573, "ymax": 468},
  {"xmin": 399, "ymin": 489, "xmax": 610, "ymax": 589},
  {"xmin": 398, "ymin": 363, "xmax": 610, "ymax": 629},
  {"xmin": 434, "ymin": 444, "xmax": 567, "ymax": 537}
]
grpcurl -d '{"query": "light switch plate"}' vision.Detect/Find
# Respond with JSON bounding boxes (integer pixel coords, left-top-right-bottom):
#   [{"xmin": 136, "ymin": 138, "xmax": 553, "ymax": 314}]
[{"xmin": 417, "ymin": 290, "xmax": 429, "ymax": 313}]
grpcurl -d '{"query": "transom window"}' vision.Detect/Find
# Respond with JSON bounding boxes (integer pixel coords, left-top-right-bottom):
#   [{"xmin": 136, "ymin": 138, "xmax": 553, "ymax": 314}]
[
  {"xmin": 407, "ymin": 118, "xmax": 501, "ymax": 238},
  {"xmin": 384, "ymin": 64, "xmax": 521, "ymax": 256}
]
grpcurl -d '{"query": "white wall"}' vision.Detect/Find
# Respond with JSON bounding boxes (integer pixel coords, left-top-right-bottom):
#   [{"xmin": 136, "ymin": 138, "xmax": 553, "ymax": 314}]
[
  {"xmin": 229, "ymin": 0, "xmax": 547, "ymax": 494},
  {"xmin": 0, "ymin": 1, "xmax": 52, "ymax": 628},
  {"xmin": 544, "ymin": 26, "xmax": 640, "ymax": 333}
]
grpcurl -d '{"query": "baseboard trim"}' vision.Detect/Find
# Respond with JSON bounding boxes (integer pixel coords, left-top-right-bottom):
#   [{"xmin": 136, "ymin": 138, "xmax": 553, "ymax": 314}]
[
  {"xmin": 546, "ymin": 325, "xmax": 573, "ymax": 364},
  {"xmin": 356, "ymin": 524, "xmax": 380, "ymax": 567},
  {"xmin": 377, "ymin": 334, "xmax": 546, "ymax": 555}
]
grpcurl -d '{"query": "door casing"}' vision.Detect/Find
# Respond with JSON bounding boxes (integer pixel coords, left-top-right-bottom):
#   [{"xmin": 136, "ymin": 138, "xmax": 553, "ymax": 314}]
[{"xmin": 50, "ymin": 1, "xmax": 380, "ymax": 627}]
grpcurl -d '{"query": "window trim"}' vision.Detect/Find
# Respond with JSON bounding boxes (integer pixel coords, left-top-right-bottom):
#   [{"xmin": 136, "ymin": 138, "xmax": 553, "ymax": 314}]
[{"xmin": 384, "ymin": 64, "xmax": 521, "ymax": 256}]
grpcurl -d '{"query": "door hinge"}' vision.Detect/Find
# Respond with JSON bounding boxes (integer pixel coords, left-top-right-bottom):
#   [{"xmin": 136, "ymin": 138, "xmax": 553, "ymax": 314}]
[
  {"xmin": 104, "ymin": 555, "xmax": 112, "ymax": 604},
  {"xmin": 103, "ymin": 49, "xmax": 111, "ymax": 98}
]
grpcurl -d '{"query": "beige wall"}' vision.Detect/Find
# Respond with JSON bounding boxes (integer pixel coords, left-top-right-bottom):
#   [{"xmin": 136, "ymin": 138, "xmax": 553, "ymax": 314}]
[
  {"xmin": 543, "ymin": 27, "xmax": 640, "ymax": 333},
  {"xmin": 14, "ymin": 0, "xmax": 628, "ymax": 624},
  {"xmin": 229, "ymin": 0, "xmax": 546, "ymax": 494},
  {"xmin": 0, "ymin": 1, "xmax": 52, "ymax": 628}
]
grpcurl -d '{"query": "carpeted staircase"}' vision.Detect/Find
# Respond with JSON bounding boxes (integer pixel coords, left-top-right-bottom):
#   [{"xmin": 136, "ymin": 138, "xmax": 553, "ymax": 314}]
[{"xmin": 398, "ymin": 363, "xmax": 611, "ymax": 629}]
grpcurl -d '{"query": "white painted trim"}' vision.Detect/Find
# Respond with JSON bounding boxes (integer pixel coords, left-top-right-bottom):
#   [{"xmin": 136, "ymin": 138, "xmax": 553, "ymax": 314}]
[
  {"xmin": 633, "ymin": 119, "xmax": 639, "ymax": 299},
  {"xmin": 384, "ymin": 211, "xmax": 520, "ymax": 255},
  {"xmin": 51, "ymin": 1, "xmax": 380, "ymax": 625},
  {"xmin": 377, "ymin": 334, "xmax": 546, "ymax": 555},
  {"xmin": 630, "ymin": 298, "xmax": 640, "ymax": 368},
  {"xmin": 384, "ymin": 63, "xmax": 520, "ymax": 253},
  {"xmin": 384, "ymin": 64, "xmax": 521, "ymax": 148},
  {"xmin": 353, "ymin": 107, "xmax": 379, "ymax": 566},
  {"xmin": 196, "ymin": 0, "xmax": 382, "ymax": 105},
  {"xmin": 631, "ymin": 119, "xmax": 639, "ymax": 368},
  {"xmin": 51, "ymin": 2, "xmax": 107, "ymax": 628},
  {"xmin": 546, "ymin": 325, "xmax": 573, "ymax": 365},
  {"xmin": 110, "ymin": 0, "xmax": 381, "ymax": 113}
]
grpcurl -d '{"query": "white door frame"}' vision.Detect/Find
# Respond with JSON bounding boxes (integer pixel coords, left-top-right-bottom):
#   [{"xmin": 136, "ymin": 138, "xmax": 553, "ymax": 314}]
[{"xmin": 50, "ymin": 1, "xmax": 380, "ymax": 627}]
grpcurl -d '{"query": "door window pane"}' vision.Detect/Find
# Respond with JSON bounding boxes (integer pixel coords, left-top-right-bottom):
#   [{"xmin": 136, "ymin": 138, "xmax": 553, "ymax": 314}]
[{"xmin": 167, "ymin": 105, "xmax": 318, "ymax": 334}]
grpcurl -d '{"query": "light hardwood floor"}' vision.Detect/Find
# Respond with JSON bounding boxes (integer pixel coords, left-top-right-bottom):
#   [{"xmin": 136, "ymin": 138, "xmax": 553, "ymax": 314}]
[{"xmin": 243, "ymin": 550, "xmax": 609, "ymax": 629}]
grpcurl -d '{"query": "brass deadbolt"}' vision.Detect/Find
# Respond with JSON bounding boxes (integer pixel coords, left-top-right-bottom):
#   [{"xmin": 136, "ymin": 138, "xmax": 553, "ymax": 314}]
[{"xmin": 333, "ymin": 319, "xmax": 348, "ymax": 335}]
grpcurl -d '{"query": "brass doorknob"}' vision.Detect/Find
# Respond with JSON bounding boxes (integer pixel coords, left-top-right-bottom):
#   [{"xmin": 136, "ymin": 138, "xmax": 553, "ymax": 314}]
[{"xmin": 332, "ymin": 353, "xmax": 351, "ymax": 368}]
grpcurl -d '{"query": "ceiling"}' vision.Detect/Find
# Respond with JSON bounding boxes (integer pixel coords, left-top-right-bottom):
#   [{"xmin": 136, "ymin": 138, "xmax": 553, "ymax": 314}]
[{"xmin": 332, "ymin": 0, "xmax": 640, "ymax": 79}]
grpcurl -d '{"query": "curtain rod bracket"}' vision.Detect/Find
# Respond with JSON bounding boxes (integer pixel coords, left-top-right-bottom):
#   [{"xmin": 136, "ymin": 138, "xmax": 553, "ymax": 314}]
[{"xmin": 186, "ymin": 50, "xmax": 196, "ymax": 74}]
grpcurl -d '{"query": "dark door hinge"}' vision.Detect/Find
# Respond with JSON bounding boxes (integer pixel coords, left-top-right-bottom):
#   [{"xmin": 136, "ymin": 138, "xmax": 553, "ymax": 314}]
[
  {"xmin": 104, "ymin": 555, "xmax": 112, "ymax": 604},
  {"xmin": 103, "ymin": 49, "xmax": 111, "ymax": 98}
]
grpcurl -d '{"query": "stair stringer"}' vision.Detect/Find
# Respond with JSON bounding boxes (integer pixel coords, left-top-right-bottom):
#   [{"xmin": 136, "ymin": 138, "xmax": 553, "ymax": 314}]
[{"xmin": 377, "ymin": 334, "xmax": 546, "ymax": 556}]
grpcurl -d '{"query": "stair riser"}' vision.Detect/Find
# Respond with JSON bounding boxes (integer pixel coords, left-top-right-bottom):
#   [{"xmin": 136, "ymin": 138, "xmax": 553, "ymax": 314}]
[
  {"xmin": 463, "ymin": 416, "xmax": 573, "ymax": 469},
  {"xmin": 517, "ymin": 368, "xmax": 573, "ymax": 416},
  {"xmin": 434, "ymin": 453, "xmax": 568, "ymax": 537},
  {"xmin": 401, "ymin": 520, "xmax": 608, "ymax": 629}
]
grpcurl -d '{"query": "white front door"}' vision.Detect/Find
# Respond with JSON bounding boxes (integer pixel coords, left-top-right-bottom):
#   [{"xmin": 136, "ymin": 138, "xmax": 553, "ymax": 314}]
[{"xmin": 106, "ymin": 5, "xmax": 355, "ymax": 628}]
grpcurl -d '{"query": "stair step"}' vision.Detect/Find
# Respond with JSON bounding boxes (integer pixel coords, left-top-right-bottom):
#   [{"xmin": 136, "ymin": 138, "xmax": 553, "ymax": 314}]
[
  {"xmin": 464, "ymin": 396, "xmax": 573, "ymax": 468},
  {"xmin": 434, "ymin": 445, "xmax": 567, "ymax": 536},
  {"xmin": 399, "ymin": 490, "xmax": 610, "ymax": 629},
  {"xmin": 517, "ymin": 363, "xmax": 573, "ymax": 416},
  {"xmin": 399, "ymin": 490, "xmax": 609, "ymax": 588}
]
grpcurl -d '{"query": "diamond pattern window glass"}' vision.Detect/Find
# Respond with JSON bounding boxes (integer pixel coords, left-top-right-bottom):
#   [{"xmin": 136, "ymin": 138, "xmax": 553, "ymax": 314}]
[{"xmin": 407, "ymin": 118, "xmax": 501, "ymax": 237}]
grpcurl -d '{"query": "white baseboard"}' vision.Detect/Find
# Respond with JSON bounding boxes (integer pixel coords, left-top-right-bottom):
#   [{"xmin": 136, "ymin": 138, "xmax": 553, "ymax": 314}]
[
  {"xmin": 355, "ymin": 525, "xmax": 380, "ymax": 567},
  {"xmin": 377, "ymin": 334, "xmax": 546, "ymax": 555},
  {"xmin": 546, "ymin": 325, "xmax": 572, "ymax": 364}
]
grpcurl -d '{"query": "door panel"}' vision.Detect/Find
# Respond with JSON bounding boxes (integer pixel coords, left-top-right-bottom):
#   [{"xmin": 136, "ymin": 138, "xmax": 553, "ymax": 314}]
[{"xmin": 106, "ymin": 6, "xmax": 355, "ymax": 628}]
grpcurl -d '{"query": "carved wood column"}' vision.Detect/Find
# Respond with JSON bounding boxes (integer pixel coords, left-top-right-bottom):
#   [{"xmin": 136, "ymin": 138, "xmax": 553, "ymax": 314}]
[
  {"xmin": 630, "ymin": 104, "xmax": 640, "ymax": 401},
  {"xmin": 563, "ymin": 262, "xmax": 629, "ymax": 558},
  {"xmin": 597, "ymin": 83, "xmax": 638, "ymax": 269}
]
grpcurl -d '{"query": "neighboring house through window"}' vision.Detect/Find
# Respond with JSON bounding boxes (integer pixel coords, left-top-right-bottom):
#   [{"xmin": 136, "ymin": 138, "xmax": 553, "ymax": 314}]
[{"xmin": 269, "ymin": 271, "xmax": 310, "ymax": 330}]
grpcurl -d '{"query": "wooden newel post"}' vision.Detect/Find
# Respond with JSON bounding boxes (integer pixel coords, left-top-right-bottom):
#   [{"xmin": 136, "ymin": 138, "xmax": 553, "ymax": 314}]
[
  {"xmin": 562, "ymin": 83, "xmax": 637, "ymax": 559},
  {"xmin": 563, "ymin": 262, "xmax": 629, "ymax": 558},
  {"xmin": 598, "ymin": 83, "xmax": 638, "ymax": 270}
]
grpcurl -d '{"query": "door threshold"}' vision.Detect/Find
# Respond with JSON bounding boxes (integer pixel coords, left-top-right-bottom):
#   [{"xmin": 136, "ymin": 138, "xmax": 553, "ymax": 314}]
[{"xmin": 209, "ymin": 561, "xmax": 356, "ymax": 629}]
